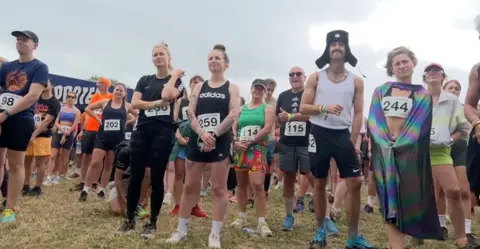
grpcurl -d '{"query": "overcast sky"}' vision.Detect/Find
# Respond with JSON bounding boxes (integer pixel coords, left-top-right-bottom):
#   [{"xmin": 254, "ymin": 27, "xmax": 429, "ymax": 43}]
[{"xmin": 1, "ymin": 0, "xmax": 480, "ymax": 111}]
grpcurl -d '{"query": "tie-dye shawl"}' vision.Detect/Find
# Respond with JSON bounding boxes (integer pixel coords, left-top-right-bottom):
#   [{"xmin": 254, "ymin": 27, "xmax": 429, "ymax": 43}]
[{"xmin": 367, "ymin": 82, "xmax": 441, "ymax": 240}]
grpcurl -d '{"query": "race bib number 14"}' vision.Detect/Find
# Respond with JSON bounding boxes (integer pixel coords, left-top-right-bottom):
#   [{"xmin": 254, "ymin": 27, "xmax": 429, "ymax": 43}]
[
  {"xmin": 0, "ymin": 93, "xmax": 21, "ymax": 110},
  {"xmin": 239, "ymin": 125, "xmax": 261, "ymax": 141},
  {"xmin": 198, "ymin": 113, "xmax": 220, "ymax": 132}
]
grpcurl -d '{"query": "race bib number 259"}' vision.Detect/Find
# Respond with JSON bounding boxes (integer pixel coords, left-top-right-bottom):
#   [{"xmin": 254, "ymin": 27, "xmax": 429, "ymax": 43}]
[{"xmin": 198, "ymin": 113, "xmax": 220, "ymax": 132}]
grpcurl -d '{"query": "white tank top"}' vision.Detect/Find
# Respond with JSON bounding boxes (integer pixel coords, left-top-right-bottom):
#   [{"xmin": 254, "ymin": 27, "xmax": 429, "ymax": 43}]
[{"xmin": 310, "ymin": 69, "xmax": 355, "ymax": 130}]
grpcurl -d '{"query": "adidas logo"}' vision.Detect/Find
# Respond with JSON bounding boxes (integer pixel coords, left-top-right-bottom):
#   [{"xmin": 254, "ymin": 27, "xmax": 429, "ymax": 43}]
[{"xmin": 199, "ymin": 92, "xmax": 226, "ymax": 99}]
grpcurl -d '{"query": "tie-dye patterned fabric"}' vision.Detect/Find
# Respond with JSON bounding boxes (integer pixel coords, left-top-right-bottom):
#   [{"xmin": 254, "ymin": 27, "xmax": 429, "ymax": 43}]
[{"xmin": 367, "ymin": 82, "xmax": 442, "ymax": 240}]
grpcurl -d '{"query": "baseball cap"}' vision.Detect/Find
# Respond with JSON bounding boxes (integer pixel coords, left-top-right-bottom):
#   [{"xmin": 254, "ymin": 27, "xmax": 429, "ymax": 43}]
[
  {"xmin": 424, "ymin": 63, "xmax": 444, "ymax": 72},
  {"xmin": 251, "ymin": 79, "xmax": 267, "ymax": 90},
  {"xmin": 11, "ymin": 30, "xmax": 39, "ymax": 43},
  {"xmin": 98, "ymin": 77, "xmax": 111, "ymax": 88}
]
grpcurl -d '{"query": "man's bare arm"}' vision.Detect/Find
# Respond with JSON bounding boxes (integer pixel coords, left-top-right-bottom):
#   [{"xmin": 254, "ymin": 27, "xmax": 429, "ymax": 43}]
[
  {"xmin": 300, "ymin": 72, "xmax": 321, "ymax": 115},
  {"xmin": 187, "ymin": 82, "xmax": 204, "ymax": 135},
  {"xmin": 350, "ymin": 76, "xmax": 365, "ymax": 145},
  {"xmin": 465, "ymin": 63, "xmax": 480, "ymax": 123},
  {"xmin": 213, "ymin": 84, "xmax": 240, "ymax": 136}
]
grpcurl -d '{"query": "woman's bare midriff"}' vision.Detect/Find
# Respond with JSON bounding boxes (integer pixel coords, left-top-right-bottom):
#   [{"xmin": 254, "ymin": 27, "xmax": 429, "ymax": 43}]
[{"xmin": 385, "ymin": 88, "xmax": 412, "ymax": 141}]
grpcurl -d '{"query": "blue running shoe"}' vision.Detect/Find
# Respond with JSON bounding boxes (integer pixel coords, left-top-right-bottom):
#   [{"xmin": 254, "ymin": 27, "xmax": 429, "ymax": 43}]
[
  {"xmin": 346, "ymin": 234, "xmax": 377, "ymax": 249},
  {"xmin": 324, "ymin": 218, "xmax": 339, "ymax": 237},
  {"xmin": 281, "ymin": 214, "xmax": 295, "ymax": 231},
  {"xmin": 309, "ymin": 228, "xmax": 327, "ymax": 249},
  {"xmin": 293, "ymin": 199, "xmax": 305, "ymax": 213}
]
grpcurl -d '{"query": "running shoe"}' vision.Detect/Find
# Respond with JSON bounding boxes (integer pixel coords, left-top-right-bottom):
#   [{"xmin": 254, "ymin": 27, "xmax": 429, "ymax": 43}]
[
  {"xmin": 191, "ymin": 205, "xmax": 208, "ymax": 218},
  {"xmin": 97, "ymin": 190, "xmax": 106, "ymax": 200},
  {"xmin": 309, "ymin": 228, "xmax": 327, "ymax": 249},
  {"xmin": 170, "ymin": 204, "xmax": 180, "ymax": 217},
  {"xmin": 166, "ymin": 230, "xmax": 188, "ymax": 244},
  {"xmin": 208, "ymin": 233, "xmax": 221, "ymax": 248},
  {"xmin": 346, "ymin": 234, "xmax": 377, "ymax": 249},
  {"xmin": 293, "ymin": 199, "xmax": 305, "ymax": 213},
  {"xmin": 281, "ymin": 214, "xmax": 295, "ymax": 231},
  {"xmin": 163, "ymin": 192, "xmax": 172, "ymax": 206},
  {"xmin": 230, "ymin": 218, "xmax": 247, "ymax": 229},
  {"xmin": 115, "ymin": 219, "xmax": 136, "ymax": 236},
  {"xmin": 135, "ymin": 206, "xmax": 150, "ymax": 219},
  {"xmin": 324, "ymin": 218, "xmax": 339, "ymax": 237},
  {"xmin": 140, "ymin": 222, "xmax": 156, "ymax": 239},
  {"xmin": 0, "ymin": 208, "xmax": 16, "ymax": 223},
  {"xmin": 21, "ymin": 185, "xmax": 30, "ymax": 196},
  {"xmin": 27, "ymin": 186, "xmax": 43, "ymax": 197},
  {"xmin": 258, "ymin": 222, "xmax": 273, "ymax": 237},
  {"xmin": 308, "ymin": 200, "xmax": 315, "ymax": 212},
  {"xmin": 79, "ymin": 190, "xmax": 88, "ymax": 202},
  {"xmin": 364, "ymin": 204, "xmax": 374, "ymax": 214}
]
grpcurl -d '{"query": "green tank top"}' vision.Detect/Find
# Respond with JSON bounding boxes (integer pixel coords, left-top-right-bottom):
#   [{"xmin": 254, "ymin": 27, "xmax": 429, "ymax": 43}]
[{"xmin": 237, "ymin": 103, "xmax": 267, "ymax": 142}]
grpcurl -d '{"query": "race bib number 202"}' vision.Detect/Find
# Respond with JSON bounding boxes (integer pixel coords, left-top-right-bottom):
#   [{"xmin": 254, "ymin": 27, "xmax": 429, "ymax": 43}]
[
  {"xmin": 198, "ymin": 113, "xmax": 220, "ymax": 132},
  {"xmin": 104, "ymin": 119, "xmax": 121, "ymax": 131},
  {"xmin": 0, "ymin": 93, "xmax": 21, "ymax": 110}
]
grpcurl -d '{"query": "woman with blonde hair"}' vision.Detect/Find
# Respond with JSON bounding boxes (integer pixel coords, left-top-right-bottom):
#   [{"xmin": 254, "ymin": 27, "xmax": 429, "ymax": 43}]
[{"xmin": 115, "ymin": 42, "xmax": 185, "ymax": 239}]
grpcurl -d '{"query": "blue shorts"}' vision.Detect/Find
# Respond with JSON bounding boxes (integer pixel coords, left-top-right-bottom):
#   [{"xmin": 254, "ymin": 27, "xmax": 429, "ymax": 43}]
[{"xmin": 177, "ymin": 146, "xmax": 186, "ymax": 160}]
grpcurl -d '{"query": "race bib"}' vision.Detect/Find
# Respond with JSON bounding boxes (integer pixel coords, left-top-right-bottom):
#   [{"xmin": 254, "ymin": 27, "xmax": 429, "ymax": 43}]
[
  {"xmin": 182, "ymin": 106, "xmax": 188, "ymax": 120},
  {"xmin": 104, "ymin": 119, "xmax": 121, "ymax": 131},
  {"xmin": 284, "ymin": 121, "xmax": 306, "ymax": 136},
  {"xmin": 133, "ymin": 118, "xmax": 138, "ymax": 131},
  {"xmin": 145, "ymin": 105, "xmax": 170, "ymax": 117},
  {"xmin": 198, "ymin": 113, "xmax": 220, "ymax": 132},
  {"xmin": 34, "ymin": 114, "xmax": 42, "ymax": 124},
  {"xmin": 57, "ymin": 125, "xmax": 70, "ymax": 134},
  {"xmin": 94, "ymin": 109, "xmax": 103, "ymax": 115},
  {"xmin": 239, "ymin": 125, "xmax": 261, "ymax": 141},
  {"xmin": 430, "ymin": 127, "xmax": 438, "ymax": 141},
  {"xmin": 308, "ymin": 134, "xmax": 316, "ymax": 153},
  {"xmin": 0, "ymin": 93, "xmax": 21, "ymax": 110},
  {"xmin": 382, "ymin": 96, "xmax": 412, "ymax": 118},
  {"xmin": 125, "ymin": 132, "xmax": 132, "ymax": 140}
]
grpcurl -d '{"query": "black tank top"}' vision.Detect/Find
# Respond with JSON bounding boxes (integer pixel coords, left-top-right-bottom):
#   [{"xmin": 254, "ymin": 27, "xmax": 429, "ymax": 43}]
[
  {"xmin": 99, "ymin": 100, "xmax": 127, "ymax": 139},
  {"xmin": 178, "ymin": 98, "xmax": 189, "ymax": 121},
  {"xmin": 195, "ymin": 81, "xmax": 230, "ymax": 132}
]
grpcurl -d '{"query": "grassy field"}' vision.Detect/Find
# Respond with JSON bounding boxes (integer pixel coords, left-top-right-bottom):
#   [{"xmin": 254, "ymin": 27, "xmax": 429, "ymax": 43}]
[{"xmin": 0, "ymin": 179, "xmax": 474, "ymax": 249}]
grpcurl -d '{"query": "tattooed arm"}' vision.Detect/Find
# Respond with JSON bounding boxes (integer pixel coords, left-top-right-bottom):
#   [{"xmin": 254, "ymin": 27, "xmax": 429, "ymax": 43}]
[
  {"xmin": 213, "ymin": 84, "xmax": 240, "ymax": 137},
  {"xmin": 187, "ymin": 82, "xmax": 204, "ymax": 135},
  {"xmin": 299, "ymin": 72, "xmax": 321, "ymax": 115}
]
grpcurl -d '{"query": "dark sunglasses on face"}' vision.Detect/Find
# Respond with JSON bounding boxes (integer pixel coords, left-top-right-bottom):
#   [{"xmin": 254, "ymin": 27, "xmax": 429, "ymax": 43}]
[
  {"xmin": 425, "ymin": 67, "xmax": 443, "ymax": 74},
  {"xmin": 67, "ymin": 95, "xmax": 76, "ymax": 99},
  {"xmin": 289, "ymin": 72, "xmax": 303, "ymax": 78}
]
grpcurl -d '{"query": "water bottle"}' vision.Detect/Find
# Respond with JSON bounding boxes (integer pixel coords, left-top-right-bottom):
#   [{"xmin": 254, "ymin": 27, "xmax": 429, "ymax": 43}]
[
  {"xmin": 76, "ymin": 140, "xmax": 82, "ymax": 154},
  {"xmin": 242, "ymin": 227, "xmax": 258, "ymax": 237}
]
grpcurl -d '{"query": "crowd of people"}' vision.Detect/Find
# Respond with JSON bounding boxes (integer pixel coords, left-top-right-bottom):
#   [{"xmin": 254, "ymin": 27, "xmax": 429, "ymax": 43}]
[{"xmin": 1, "ymin": 15, "xmax": 480, "ymax": 249}]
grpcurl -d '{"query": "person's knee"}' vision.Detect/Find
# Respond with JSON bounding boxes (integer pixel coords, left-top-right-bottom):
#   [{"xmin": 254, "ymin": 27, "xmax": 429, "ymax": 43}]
[
  {"xmin": 445, "ymin": 187, "xmax": 462, "ymax": 200},
  {"xmin": 345, "ymin": 176, "xmax": 362, "ymax": 189},
  {"xmin": 460, "ymin": 188, "xmax": 471, "ymax": 200},
  {"xmin": 211, "ymin": 181, "xmax": 227, "ymax": 198}
]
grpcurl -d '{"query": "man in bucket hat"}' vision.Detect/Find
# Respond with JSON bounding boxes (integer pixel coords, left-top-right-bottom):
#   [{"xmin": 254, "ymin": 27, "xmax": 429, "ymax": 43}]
[{"xmin": 300, "ymin": 30, "xmax": 376, "ymax": 249}]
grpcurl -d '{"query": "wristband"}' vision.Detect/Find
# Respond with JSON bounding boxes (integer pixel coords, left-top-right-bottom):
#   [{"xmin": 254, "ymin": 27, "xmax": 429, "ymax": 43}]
[
  {"xmin": 318, "ymin": 105, "xmax": 323, "ymax": 114},
  {"xmin": 473, "ymin": 119, "xmax": 480, "ymax": 129},
  {"xmin": 291, "ymin": 113, "xmax": 295, "ymax": 121},
  {"xmin": 287, "ymin": 113, "xmax": 292, "ymax": 121},
  {"xmin": 322, "ymin": 105, "xmax": 328, "ymax": 113}
]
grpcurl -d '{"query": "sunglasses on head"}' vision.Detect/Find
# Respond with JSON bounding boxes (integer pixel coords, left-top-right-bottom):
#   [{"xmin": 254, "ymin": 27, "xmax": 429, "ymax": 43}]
[{"xmin": 289, "ymin": 72, "xmax": 303, "ymax": 78}]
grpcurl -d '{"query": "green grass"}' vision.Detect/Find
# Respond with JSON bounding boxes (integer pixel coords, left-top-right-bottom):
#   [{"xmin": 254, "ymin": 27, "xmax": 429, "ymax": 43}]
[{"xmin": 0, "ymin": 179, "xmax": 472, "ymax": 249}]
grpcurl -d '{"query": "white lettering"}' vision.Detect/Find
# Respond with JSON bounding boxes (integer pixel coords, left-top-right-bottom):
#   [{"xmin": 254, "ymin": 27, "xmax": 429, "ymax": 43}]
[{"xmin": 199, "ymin": 92, "xmax": 226, "ymax": 99}]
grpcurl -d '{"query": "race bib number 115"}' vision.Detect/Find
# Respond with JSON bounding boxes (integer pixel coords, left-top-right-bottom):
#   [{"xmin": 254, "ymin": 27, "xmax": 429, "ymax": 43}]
[{"xmin": 285, "ymin": 121, "xmax": 306, "ymax": 136}]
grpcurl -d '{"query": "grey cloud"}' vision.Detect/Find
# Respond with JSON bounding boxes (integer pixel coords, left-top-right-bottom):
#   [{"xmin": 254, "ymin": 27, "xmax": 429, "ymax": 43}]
[{"xmin": 0, "ymin": 0, "xmax": 474, "ymax": 111}]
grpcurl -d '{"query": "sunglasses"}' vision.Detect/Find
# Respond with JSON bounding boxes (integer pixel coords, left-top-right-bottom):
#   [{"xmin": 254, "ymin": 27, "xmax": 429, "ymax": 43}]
[
  {"xmin": 289, "ymin": 72, "xmax": 303, "ymax": 78},
  {"xmin": 66, "ymin": 95, "xmax": 76, "ymax": 99},
  {"xmin": 424, "ymin": 67, "xmax": 443, "ymax": 74}
]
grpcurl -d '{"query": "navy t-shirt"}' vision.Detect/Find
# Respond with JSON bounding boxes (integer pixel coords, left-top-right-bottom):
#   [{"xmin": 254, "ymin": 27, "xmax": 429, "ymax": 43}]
[{"xmin": 0, "ymin": 59, "xmax": 49, "ymax": 119}]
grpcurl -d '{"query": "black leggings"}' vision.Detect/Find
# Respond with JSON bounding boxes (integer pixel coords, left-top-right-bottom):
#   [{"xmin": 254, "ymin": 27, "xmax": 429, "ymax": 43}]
[
  {"xmin": 227, "ymin": 168, "xmax": 237, "ymax": 192},
  {"xmin": 127, "ymin": 123, "xmax": 174, "ymax": 224}
]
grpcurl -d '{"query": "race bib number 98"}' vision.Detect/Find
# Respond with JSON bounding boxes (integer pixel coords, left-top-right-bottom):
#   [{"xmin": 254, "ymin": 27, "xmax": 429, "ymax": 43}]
[
  {"xmin": 0, "ymin": 93, "xmax": 21, "ymax": 110},
  {"xmin": 381, "ymin": 96, "xmax": 412, "ymax": 118},
  {"xmin": 198, "ymin": 113, "xmax": 220, "ymax": 132},
  {"xmin": 239, "ymin": 125, "xmax": 261, "ymax": 141},
  {"xmin": 145, "ymin": 105, "xmax": 170, "ymax": 117},
  {"xmin": 104, "ymin": 119, "xmax": 121, "ymax": 131},
  {"xmin": 284, "ymin": 121, "xmax": 306, "ymax": 136}
]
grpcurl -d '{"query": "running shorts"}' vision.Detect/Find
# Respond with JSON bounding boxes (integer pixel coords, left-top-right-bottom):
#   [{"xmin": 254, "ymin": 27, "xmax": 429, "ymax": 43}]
[
  {"xmin": 187, "ymin": 133, "xmax": 232, "ymax": 163},
  {"xmin": 430, "ymin": 146, "xmax": 453, "ymax": 166},
  {"xmin": 26, "ymin": 137, "xmax": 52, "ymax": 156},
  {"xmin": 234, "ymin": 142, "xmax": 268, "ymax": 173},
  {"xmin": 52, "ymin": 132, "xmax": 75, "ymax": 150},
  {"xmin": 0, "ymin": 115, "xmax": 34, "ymax": 151},
  {"xmin": 81, "ymin": 131, "xmax": 97, "ymax": 154},
  {"xmin": 308, "ymin": 124, "xmax": 361, "ymax": 179},
  {"xmin": 278, "ymin": 144, "xmax": 310, "ymax": 174},
  {"xmin": 451, "ymin": 140, "xmax": 467, "ymax": 167}
]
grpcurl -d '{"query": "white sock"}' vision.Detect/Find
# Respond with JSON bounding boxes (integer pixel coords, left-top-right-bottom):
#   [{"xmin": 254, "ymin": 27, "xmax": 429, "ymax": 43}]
[
  {"xmin": 465, "ymin": 219, "xmax": 472, "ymax": 234},
  {"xmin": 367, "ymin": 196, "xmax": 376, "ymax": 206},
  {"xmin": 178, "ymin": 218, "xmax": 190, "ymax": 233},
  {"xmin": 83, "ymin": 186, "xmax": 89, "ymax": 193},
  {"xmin": 211, "ymin": 221, "xmax": 223, "ymax": 236},
  {"xmin": 438, "ymin": 215, "xmax": 446, "ymax": 227},
  {"xmin": 76, "ymin": 168, "xmax": 81, "ymax": 174},
  {"xmin": 239, "ymin": 212, "xmax": 247, "ymax": 220},
  {"xmin": 258, "ymin": 217, "xmax": 265, "ymax": 224}
]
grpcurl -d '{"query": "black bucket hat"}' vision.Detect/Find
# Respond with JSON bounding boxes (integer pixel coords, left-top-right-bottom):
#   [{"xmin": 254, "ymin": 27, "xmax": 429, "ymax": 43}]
[{"xmin": 315, "ymin": 30, "xmax": 357, "ymax": 70}]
